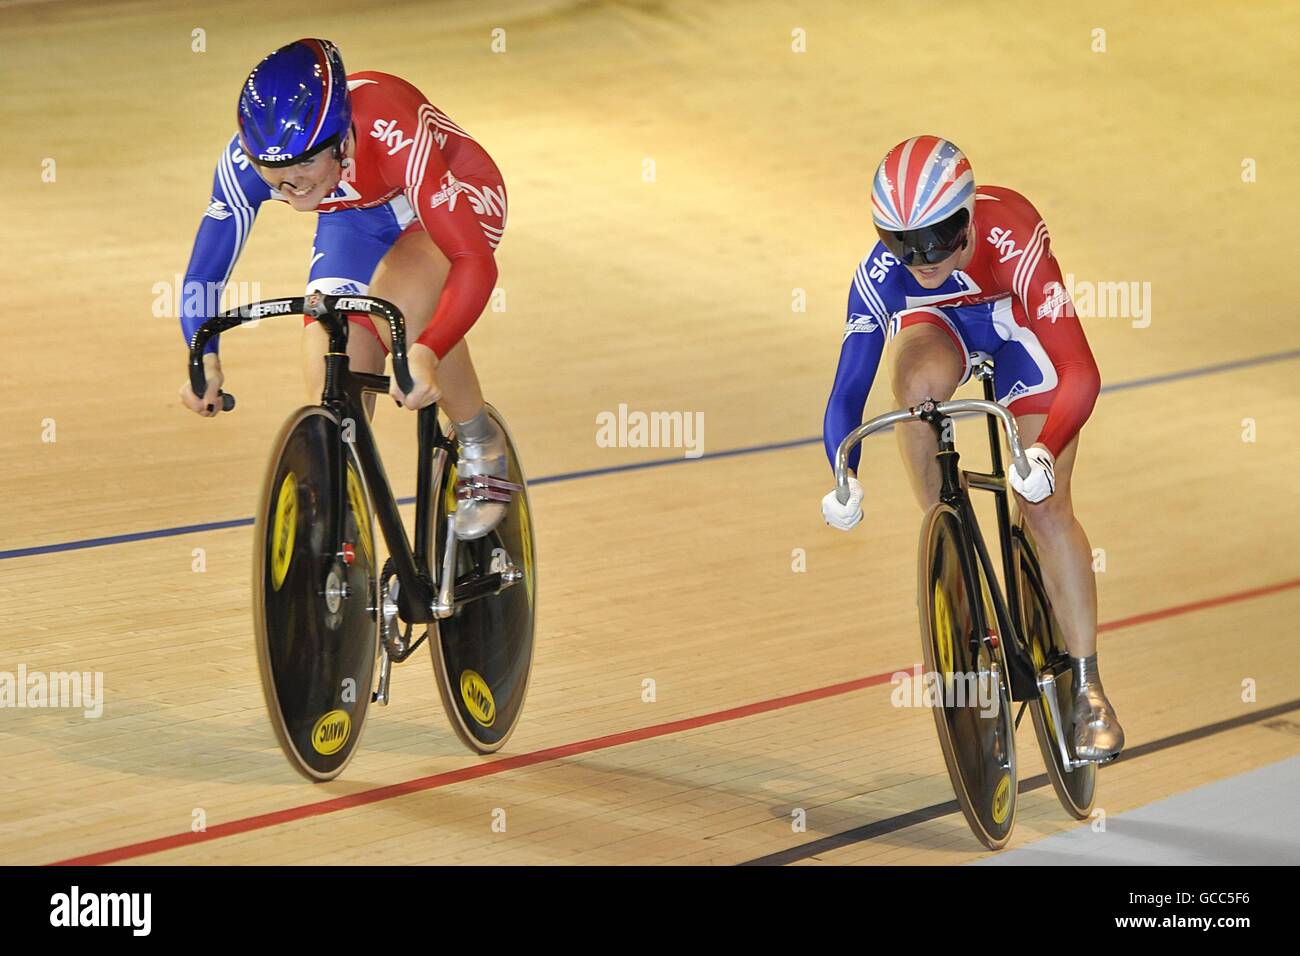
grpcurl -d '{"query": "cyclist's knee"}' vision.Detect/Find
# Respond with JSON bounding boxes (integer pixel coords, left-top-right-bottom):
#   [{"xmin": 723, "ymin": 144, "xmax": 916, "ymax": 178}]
[
  {"xmin": 892, "ymin": 362, "xmax": 961, "ymax": 407},
  {"xmin": 890, "ymin": 330, "xmax": 962, "ymax": 406},
  {"xmin": 1019, "ymin": 491, "xmax": 1074, "ymax": 536}
]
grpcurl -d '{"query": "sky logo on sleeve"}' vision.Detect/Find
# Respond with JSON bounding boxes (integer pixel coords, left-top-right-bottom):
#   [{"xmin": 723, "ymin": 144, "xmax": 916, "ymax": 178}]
[{"xmin": 370, "ymin": 118, "xmax": 414, "ymax": 156}]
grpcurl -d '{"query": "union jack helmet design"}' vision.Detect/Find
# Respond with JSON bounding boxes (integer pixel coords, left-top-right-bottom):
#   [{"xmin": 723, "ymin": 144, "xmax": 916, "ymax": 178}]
[
  {"xmin": 237, "ymin": 38, "xmax": 352, "ymax": 166},
  {"xmin": 871, "ymin": 135, "xmax": 975, "ymax": 232}
]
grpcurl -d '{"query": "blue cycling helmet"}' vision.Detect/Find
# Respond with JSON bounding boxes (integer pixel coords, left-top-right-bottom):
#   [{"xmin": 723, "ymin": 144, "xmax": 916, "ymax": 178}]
[{"xmin": 237, "ymin": 38, "xmax": 352, "ymax": 166}]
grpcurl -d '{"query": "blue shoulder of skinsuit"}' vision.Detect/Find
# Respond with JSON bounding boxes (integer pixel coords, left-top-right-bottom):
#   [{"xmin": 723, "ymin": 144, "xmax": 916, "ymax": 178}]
[
  {"xmin": 212, "ymin": 134, "xmax": 275, "ymax": 209},
  {"xmin": 847, "ymin": 241, "xmax": 908, "ymax": 326}
]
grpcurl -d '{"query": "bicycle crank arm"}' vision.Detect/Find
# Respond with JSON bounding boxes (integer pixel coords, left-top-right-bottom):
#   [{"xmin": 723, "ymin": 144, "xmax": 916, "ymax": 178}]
[
  {"xmin": 452, "ymin": 567, "xmax": 523, "ymax": 606},
  {"xmin": 1037, "ymin": 672, "xmax": 1090, "ymax": 772},
  {"xmin": 430, "ymin": 514, "xmax": 525, "ymax": 619},
  {"xmin": 373, "ymin": 643, "xmax": 393, "ymax": 705}
]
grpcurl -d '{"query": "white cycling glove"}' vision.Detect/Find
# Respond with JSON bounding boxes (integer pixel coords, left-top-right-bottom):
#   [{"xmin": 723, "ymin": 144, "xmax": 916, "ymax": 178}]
[
  {"xmin": 1008, "ymin": 445, "xmax": 1056, "ymax": 503},
  {"xmin": 822, "ymin": 476, "xmax": 864, "ymax": 531}
]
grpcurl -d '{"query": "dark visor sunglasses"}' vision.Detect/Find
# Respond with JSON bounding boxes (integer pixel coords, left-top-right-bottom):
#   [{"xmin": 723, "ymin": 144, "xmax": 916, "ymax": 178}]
[{"xmin": 876, "ymin": 207, "xmax": 971, "ymax": 265}]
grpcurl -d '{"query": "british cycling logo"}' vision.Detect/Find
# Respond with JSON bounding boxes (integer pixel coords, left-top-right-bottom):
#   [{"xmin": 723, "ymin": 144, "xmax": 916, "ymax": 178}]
[
  {"xmin": 1035, "ymin": 281, "xmax": 1073, "ymax": 321},
  {"xmin": 428, "ymin": 170, "xmax": 463, "ymax": 212},
  {"xmin": 370, "ymin": 118, "xmax": 414, "ymax": 156},
  {"xmin": 204, "ymin": 198, "xmax": 233, "ymax": 221},
  {"xmin": 50, "ymin": 887, "xmax": 150, "ymax": 936},
  {"xmin": 986, "ymin": 226, "xmax": 1024, "ymax": 265}
]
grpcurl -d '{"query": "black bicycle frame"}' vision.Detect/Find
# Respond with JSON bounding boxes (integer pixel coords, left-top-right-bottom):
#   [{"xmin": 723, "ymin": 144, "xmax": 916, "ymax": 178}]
[
  {"xmin": 922, "ymin": 376, "xmax": 1040, "ymax": 702},
  {"xmin": 325, "ymin": 365, "xmax": 448, "ymax": 625},
  {"xmin": 188, "ymin": 293, "xmax": 448, "ymax": 623}
]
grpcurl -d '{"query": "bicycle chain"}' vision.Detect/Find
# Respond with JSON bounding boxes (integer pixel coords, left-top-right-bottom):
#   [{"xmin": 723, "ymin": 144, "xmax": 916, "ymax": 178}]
[{"xmin": 379, "ymin": 557, "xmax": 430, "ymax": 663}]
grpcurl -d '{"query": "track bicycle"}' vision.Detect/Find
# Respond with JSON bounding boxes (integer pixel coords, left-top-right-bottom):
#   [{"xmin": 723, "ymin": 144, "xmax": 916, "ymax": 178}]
[
  {"xmin": 187, "ymin": 292, "xmax": 537, "ymax": 781},
  {"xmin": 832, "ymin": 357, "xmax": 1101, "ymax": 849}
]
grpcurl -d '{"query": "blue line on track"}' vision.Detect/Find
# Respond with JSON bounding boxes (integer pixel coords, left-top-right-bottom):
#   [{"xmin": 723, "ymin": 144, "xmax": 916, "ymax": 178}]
[{"xmin": 4, "ymin": 346, "xmax": 1298, "ymax": 561}]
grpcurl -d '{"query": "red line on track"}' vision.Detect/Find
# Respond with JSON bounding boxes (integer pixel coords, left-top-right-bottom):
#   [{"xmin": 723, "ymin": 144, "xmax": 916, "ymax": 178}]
[
  {"xmin": 1097, "ymin": 577, "xmax": 1300, "ymax": 632},
  {"xmin": 49, "ymin": 576, "xmax": 1300, "ymax": 866}
]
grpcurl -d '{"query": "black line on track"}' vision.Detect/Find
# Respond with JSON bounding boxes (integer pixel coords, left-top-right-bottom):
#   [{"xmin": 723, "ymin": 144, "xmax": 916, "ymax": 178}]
[{"xmin": 739, "ymin": 697, "xmax": 1300, "ymax": 865}]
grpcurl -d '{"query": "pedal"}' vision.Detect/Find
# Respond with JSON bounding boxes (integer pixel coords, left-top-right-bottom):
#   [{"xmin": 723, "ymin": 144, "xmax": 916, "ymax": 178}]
[{"xmin": 455, "ymin": 474, "xmax": 522, "ymax": 504}]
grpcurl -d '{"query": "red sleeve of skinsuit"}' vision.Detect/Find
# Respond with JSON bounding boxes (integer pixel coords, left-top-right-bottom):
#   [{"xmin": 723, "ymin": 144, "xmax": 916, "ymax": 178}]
[
  {"xmin": 366, "ymin": 72, "xmax": 498, "ymax": 358},
  {"xmin": 988, "ymin": 188, "xmax": 1101, "ymax": 457}
]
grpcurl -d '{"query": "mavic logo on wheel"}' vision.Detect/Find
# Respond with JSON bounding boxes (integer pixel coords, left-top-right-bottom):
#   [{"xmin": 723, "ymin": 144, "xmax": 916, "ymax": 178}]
[
  {"xmin": 460, "ymin": 670, "xmax": 496, "ymax": 727},
  {"xmin": 311, "ymin": 709, "xmax": 351, "ymax": 755},
  {"xmin": 270, "ymin": 472, "xmax": 299, "ymax": 591},
  {"xmin": 991, "ymin": 773, "xmax": 1012, "ymax": 824}
]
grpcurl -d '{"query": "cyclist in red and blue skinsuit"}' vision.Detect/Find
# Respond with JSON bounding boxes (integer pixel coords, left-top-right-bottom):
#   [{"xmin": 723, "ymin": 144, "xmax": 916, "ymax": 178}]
[
  {"xmin": 178, "ymin": 39, "xmax": 509, "ymax": 539},
  {"xmin": 821, "ymin": 136, "xmax": 1123, "ymax": 762},
  {"xmin": 822, "ymin": 184, "xmax": 1099, "ymax": 473}
]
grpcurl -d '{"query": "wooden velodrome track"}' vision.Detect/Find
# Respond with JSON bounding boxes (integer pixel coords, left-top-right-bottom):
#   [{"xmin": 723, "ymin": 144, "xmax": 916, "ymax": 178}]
[{"xmin": 2, "ymin": 0, "xmax": 1298, "ymax": 866}]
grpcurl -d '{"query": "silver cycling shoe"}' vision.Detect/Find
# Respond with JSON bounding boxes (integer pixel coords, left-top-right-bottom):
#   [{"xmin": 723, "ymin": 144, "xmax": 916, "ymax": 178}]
[
  {"xmin": 1071, "ymin": 683, "xmax": 1126, "ymax": 762},
  {"xmin": 452, "ymin": 420, "xmax": 514, "ymax": 540}
]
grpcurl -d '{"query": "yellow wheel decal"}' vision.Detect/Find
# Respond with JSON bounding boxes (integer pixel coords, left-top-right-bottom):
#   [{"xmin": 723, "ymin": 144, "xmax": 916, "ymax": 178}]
[
  {"xmin": 310, "ymin": 709, "xmax": 351, "ymax": 755},
  {"xmin": 991, "ymin": 773, "xmax": 1012, "ymax": 825},
  {"xmin": 444, "ymin": 461, "xmax": 458, "ymax": 515},
  {"xmin": 517, "ymin": 491, "xmax": 534, "ymax": 606},
  {"xmin": 270, "ymin": 472, "xmax": 298, "ymax": 591},
  {"xmin": 346, "ymin": 463, "xmax": 373, "ymax": 563},
  {"xmin": 460, "ymin": 669, "xmax": 496, "ymax": 727},
  {"xmin": 933, "ymin": 579, "xmax": 954, "ymax": 678}
]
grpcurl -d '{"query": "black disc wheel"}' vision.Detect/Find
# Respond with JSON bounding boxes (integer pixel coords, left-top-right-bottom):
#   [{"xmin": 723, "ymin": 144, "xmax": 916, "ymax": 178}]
[
  {"xmin": 253, "ymin": 407, "xmax": 380, "ymax": 781},
  {"xmin": 918, "ymin": 503, "xmax": 1017, "ymax": 850},
  {"xmin": 426, "ymin": 404, "xmax": 536, "ymax": 754},
  {"xmin": 1013, "ymin": 521, "xmax": 1095, "ymax": 819}
]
